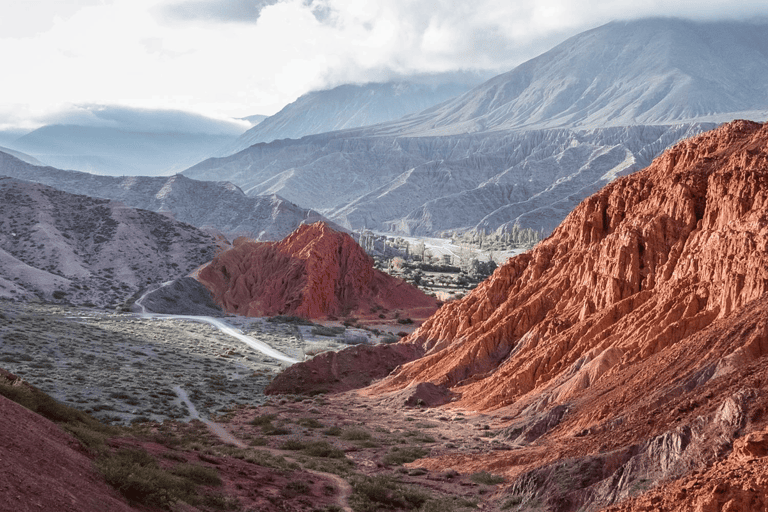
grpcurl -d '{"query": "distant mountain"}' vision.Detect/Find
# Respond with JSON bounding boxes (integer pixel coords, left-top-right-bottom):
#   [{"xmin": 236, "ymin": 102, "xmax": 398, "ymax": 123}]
[
  {"xmin": 0, "ymin": 151, "xmax": 339, "ymax": 241},
  {"xmin": 383, "ymin": 18, "xmax": 768, "ymax": 135},
  {"xmin": 0, "ymin": 146, "xmax": 44, "ymax": 166},
  {"xmin": 0, "ymin": 176, "xmax": 218, "ymax": 306},
  {"xmin": 4, "ymin": 106, "xmax": 247, "ymax": 176},
  {"xmin": 220, "ymin": 77, "xmax": 484, "ymax": 155},
  {"xmin": 185, "ymin": 19, "xmax": 768, "ymax": 237}
]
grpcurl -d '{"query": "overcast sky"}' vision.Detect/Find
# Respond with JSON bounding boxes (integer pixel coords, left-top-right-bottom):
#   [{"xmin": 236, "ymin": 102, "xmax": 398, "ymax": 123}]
[{"xmin": 2, "ymin": 0, "xmax": 768, "ymax": 130}]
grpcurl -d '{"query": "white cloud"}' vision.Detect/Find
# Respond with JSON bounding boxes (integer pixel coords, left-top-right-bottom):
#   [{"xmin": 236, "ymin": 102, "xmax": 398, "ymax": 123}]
[{"xmin": 1, "ymin": 0, "xmax": 767, "ymax": 126}]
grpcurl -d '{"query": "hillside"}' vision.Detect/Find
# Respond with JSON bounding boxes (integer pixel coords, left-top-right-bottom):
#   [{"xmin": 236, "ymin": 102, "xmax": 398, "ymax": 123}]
[
  {"xmin": 365, "ymin": 120, "xmax": 768, "ymax": 509},
  {"xmin": 384, "ymin": 18, "xmax": 768, "ymax": 136},
  {"xmin": 197, "ymin": 222, "xmax": 438, "ymax": 319},
  {"xmin": 0, "ymin": 151, "xmax": 335, "ymax": 240},
  {"xmin": 0, "ymin": 177, "xmax": 218, "ymax": 306}
]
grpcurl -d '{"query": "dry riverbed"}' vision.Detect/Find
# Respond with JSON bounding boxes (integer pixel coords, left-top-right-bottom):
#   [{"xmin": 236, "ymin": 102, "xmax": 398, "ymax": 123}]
[{"xmin": 0, "ymin": 300, "xmax": 363, "ymax": 424}]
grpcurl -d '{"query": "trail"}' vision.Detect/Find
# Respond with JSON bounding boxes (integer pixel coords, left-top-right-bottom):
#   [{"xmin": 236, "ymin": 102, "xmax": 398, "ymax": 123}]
[
  {"xmin": 135, "ymin": 283, "xmax": 299, "ymax": 364},
  {"xmin": 174, "ymin": 386, "xmax": 353, "ymax": 512}
]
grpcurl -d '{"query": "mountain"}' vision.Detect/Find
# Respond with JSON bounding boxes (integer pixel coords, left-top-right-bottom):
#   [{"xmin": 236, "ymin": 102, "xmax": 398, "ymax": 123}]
[
  {"xmin": 4, "ymin": 106, "xmax": 247, "ymax": 176},
  {"xmin": 184, "ymin": 18, "xmax": 768, "ymax": 237},
  {"xmin": 0, "ymin": 151, "xmax": 338, "ymax": 240},
  {"xmin": 0, "ymin": 176, "xmax": 219, "ymax": 306},
  {"xmin": 197, "ymin": 222, "xmax": 438, "ymax": 319},
  {"xmin": 383, "ymin": 18, "xmax": 768, "ymax": 136},
  {"xmin": 220, "ymin": 77, "xmax": 484, "ymax": 156},
  {"xmin": 369, "ymin": 120, "xmax": 768, "ymax": 510}
]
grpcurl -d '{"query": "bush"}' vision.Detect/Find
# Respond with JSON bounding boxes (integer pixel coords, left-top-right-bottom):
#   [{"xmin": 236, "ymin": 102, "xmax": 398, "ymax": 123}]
[
  {"xmin": 310, "ymin": 325, "xmax": 346, "ymax": 337},
  {"xmin": 170, "ymin": 463, "xmax": 222, "ymax": 486},
  {"xmin": 350, "ymin": 475, "xmax": 430, "ymax": 511},
  {"xmin": 469, "ymin": 471, "xmax": 505, "ymax": 485},
  {"xmin": 341, "ymin": 428, "xmax": 371, "ymax": 441},
  {"xmin": 303, "ymin": 441, "xmax": 346, "ymax": 459},
  {"xmin": 382, "ymin": 446, "xmax": 429, "ymax": 466}
]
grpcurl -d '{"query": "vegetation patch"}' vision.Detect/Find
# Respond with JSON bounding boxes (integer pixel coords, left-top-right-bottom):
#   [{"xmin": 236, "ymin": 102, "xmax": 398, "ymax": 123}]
[
  {"xmin": 382, "ymin": 446, "xmax": 430, "ymax": 466},
  {"xmin": 469, "ymin": 471, "xmax": 505, "ymax": 485}
]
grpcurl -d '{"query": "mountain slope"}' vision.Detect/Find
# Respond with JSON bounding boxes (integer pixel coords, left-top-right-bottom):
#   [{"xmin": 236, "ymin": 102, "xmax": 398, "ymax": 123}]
[
  {"xmin": 184, "ymin": 18, "xmax": 767, "ymax": 237},
  {"xmin": 0, "ymin": 177, "xmax": 218, "ymax": 306},
  {"xmin": 220, "ymin": 79, "xmax": 481, "ymax": 155},
  {"xmin": 367, "ymin": 119, "xmax": 768, "ymax": 510},
  {"xmin": 0, "ymin": 151, "xmax": 336, "ymax": 240},
  {"xmin": 384, "ymin": 18, "xmax": 768, "ymax": 136}
]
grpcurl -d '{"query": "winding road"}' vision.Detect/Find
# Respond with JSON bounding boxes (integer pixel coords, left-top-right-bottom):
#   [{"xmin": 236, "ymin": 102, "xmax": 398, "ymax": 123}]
[{"xmin": 135, "ymin": 282, "xmax": 299, "ymax": 365}]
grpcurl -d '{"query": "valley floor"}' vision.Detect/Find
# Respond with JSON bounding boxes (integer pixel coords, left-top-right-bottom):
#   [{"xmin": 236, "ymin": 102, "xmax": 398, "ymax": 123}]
[{"xmin": 0, "ymin": 300, "xmax": 362, "ymax": 424}]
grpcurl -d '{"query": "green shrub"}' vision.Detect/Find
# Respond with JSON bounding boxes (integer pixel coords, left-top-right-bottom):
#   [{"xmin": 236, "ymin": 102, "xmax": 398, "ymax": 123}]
[
  {"xmin": 341, "ymin": 428, "xmax": 371, "ymax": 441},
  {"xmin": 170, "ymin": 463, "xmax": 222, "ymax": 486},
  {"xmin": 303, "ymin": 441, "xmax": 346, "ymax": 459},
  {"xmin": 469, "ymin": 471, "xmax": 505, "ymax": 485},
  {"xmin": 296, "ymin": 417, "xmax": 324, "ymax": 428},
  {"xmin": 382, "ymin": 446, "xmax": 429, "ymax": 466},
  {"xmin": 323, "ymin": 425, "xmax": 343, "ymax": 436},
  {"xmin": 350, "ymin": 475, "xmax": 431, "ymax": 511}
]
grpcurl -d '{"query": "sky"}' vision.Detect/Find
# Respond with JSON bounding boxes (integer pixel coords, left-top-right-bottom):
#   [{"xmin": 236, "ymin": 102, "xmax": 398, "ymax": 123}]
[{"xmin": 2, "ymin": 0, "xmax": 768, "ymax": 130}]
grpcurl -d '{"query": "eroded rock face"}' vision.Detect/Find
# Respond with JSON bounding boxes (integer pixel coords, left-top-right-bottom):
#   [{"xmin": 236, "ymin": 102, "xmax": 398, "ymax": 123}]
[
  {"xmin": 376, "ymin": 120, "xmax": 768, "ymax": 411},
  {"xmin": 197, "ymin": 222, "xmax": 438, "ymax": 319},
  {"xmin": 363, "ymin": 120, "xmax": 768, "ymax": 511}
]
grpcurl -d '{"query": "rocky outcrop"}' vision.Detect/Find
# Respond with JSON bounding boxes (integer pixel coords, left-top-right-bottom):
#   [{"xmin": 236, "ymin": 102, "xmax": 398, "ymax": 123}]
[
  {"xmin": 198, "ymin": 222, "xmax": 438, "ymax": 319},
  {"xmin": 265, "ymin": 342, "xmax": 424, "ymax": 396},
  {"xmin": 364, "ymin": 120, "xmax": 768, "ymax": 510},
  {"xmin": 136, "ymin": 277, "xmax": 224, "ymax": 316},
  {"xmin": 376, "ymin": 120, "xmax": 768, "ymax": 410}
]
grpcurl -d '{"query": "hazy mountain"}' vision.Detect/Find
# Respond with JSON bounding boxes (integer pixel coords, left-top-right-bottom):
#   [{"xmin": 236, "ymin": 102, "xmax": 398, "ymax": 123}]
[
  {"xmin": 4, "ymin": 106, "xmax": 247, "ymax": 176},
  {"xmin": 220, "ymin": 76, "xmax": 486, "ymax": 155},
  {"xmin": 0, "ymin": 176, "xmax": 218, "ymax": 306},
  {"xmin": 382, "ymin": 18, "xmax": 768, "ymax": 136},
  {"xmin": 184, "ymin": 18, "xmax": 768, "ymax": 237},
  {"xmin": 0, "ymin": 151, "xmax": 338, "ymax": 241}
]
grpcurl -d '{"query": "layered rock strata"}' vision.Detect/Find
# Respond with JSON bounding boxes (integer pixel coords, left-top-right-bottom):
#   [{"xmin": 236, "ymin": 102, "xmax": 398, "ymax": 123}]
[{"xmin": 197, "ymin": 222, "xmax": 438, "ymax": 319}]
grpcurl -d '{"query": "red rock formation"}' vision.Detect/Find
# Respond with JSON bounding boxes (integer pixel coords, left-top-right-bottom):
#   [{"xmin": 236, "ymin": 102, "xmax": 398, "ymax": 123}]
[
  {"xmin": 198, "ymin": 222, "xmax": 438, "ymax": 319},
  {"xmin": 372, "ymin": 120, "xmax": 768, "ymax": 412}
]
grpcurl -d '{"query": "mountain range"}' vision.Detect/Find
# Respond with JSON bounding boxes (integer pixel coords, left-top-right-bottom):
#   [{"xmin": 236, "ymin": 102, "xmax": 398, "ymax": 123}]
[
  {"xmin": 0, "ymin": 150, "xmax": 337, "ymax": 241},
  {"xmin": 184, "ymin": 18, "xmax": 768, "ymax": 237},
  {"xmin": 220, "ymin": 75, "xmax": 486, "ymax": 155},
  {"xmin": 1, "ymin": 106, "xmax": 248, "ymax": 176}
]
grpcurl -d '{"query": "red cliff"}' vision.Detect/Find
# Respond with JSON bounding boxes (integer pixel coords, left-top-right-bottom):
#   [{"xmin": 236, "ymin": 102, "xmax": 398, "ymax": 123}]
[
  {"xmin": 362, "ymin": 120, "xmax": 768, "ymax": 510},
  {"xmin": 373, "ymin": 119, "xmax": 768, "ymax": 409},
  {"xmin": 197, "ymin": 222, "xmax": 438, "ymax": 319}
]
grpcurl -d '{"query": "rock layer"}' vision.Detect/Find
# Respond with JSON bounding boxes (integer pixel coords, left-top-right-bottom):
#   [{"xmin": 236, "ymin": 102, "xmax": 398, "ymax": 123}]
[
  {"xmin": 197, "ymin": 222, "xmax": 438, "ymax": 319},
  {"xmin": 362, "ymin": 120, "xmax": 768, "ymax": 510},
  {"xmin": 376, "ymin": 120, "xmax": 768, "ymax": 410}
]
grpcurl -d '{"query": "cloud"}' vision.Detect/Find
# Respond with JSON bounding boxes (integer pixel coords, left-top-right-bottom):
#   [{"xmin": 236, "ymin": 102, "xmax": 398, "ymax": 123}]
[{"xmin": 161, "ymin": 0, "xmax": 280, "ymax": 23}]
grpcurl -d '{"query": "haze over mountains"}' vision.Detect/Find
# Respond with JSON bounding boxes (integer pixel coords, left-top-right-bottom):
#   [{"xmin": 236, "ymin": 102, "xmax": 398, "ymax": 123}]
[
  {"xmin": 0, "ymin": 106, "xmax": 248, "ymax": 176},
  {"xmin": 185, "ymin": 18, "xmax": 768, "ymax": 237}
]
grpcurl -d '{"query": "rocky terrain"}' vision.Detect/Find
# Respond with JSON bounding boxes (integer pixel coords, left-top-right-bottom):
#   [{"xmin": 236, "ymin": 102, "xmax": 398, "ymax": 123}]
[
  {"xmin": 0, "ymin": 151, "xmax": 338, "ymax": 241},
  {"xmin": 0, "ymin": 177, "xmax": 218, "ymax": 306},
  {"xmin": 198, "ymin": 222, "xmax": 439, "ymax": 319},
  {"xmin": 352, "ymin": 119, "xmax": 768, "ymax": 509}
]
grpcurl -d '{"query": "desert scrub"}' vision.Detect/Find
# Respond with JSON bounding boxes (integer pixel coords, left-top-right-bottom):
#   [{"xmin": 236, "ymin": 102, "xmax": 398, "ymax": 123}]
[
  {"xmin": 349, "ymin": 474, "xmax": 431, "ymax": 512},
  {"xmin": 323, "ymin": 425, "xmax": 343, "ymax": 436},
  {"xmin": 96, "ymin": 447, "xmax": 228, "ymax": 509},
  {"xmin": 311, "ymin": 325, "xmax": 346, "ymax": 337},
  {"xmin": 382, "ymin": 446, "xmax": 429, "ymax": 466},
  {"xmin": 296, "ymin": 416, "xmax": 324, "ymax": 428},
  {"xmin": 341, "ymin": 428, "xmax": 371, "ymax": 441},
  {"xmin": 470, "ymin": 471, "xmax": 505, "ymax": 485},
  {"xmin": 243, "ymin": 450, "xmax": 299, "ymax": 470}
]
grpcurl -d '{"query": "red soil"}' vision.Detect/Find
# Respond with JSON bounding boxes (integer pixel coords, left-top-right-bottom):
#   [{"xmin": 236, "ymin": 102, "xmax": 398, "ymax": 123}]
[
  {"xmin": 197, "ymin": 222, "xmax": 438, "ymax": 320},
  {"xmin": 0, "ymin": 385, "xmax": 135, "ymax": 512}
]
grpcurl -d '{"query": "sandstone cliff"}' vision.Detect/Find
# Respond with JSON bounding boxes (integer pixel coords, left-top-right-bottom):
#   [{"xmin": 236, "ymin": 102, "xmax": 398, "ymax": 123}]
[
  {"xmin": 365, "ymin": 120, "xmax": 768, "ymax": 511},
  {"xmin": 197, "ymin": 222, "xmax": 438, "ymax": 319}
]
